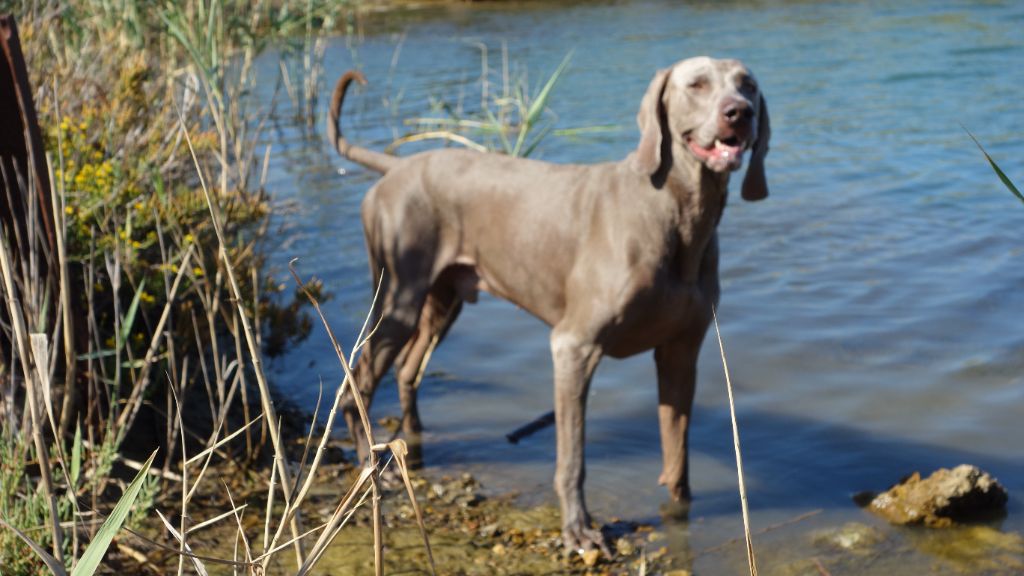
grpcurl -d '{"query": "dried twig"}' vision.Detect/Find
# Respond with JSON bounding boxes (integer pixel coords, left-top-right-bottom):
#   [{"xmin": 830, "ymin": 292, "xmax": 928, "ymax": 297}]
[{"xmin": 712, "ymin": 306, "xmax": 757, "ymax": 576}]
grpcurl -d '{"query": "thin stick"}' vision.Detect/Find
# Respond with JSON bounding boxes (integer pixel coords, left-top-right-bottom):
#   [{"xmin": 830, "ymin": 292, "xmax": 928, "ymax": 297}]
[
  {"xmin": 712, "ymin": 306, "xmax": 758, "ymax": 576},
  {"xmin": 506, "ymin": 410, "xmax": 555, "ymax": 444},
  {"xmin": 384, "ymin": 130, "xmax": 487, "ymax": 154},
  {"xmin": 697, "ymin": 509, "xmax": 822, "ymax": 557}
]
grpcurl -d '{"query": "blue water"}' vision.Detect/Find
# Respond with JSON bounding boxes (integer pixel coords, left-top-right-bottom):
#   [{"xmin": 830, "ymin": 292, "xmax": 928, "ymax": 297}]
[{"xmin": 257, "ymin": 1, "xmax": 1024, "ymax": 571}]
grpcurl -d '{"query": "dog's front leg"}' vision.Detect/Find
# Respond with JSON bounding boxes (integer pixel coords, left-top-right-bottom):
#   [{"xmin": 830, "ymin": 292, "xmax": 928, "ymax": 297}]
[
  {"xmin": 550, "ymin": 329, "xmax": 607, "ymax": 554},
  {"xmin": 654, "ymin": 339, "xmax": 702, "ymax": 502}
]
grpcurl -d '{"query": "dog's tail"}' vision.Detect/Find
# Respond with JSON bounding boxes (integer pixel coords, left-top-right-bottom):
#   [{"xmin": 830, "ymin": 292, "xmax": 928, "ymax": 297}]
[{"xmin": 328, "ymin": 70, "xmax": 398, "ymax": 174}]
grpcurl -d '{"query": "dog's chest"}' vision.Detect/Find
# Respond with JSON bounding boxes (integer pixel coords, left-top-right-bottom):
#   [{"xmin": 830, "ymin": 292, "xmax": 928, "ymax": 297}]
[{"xmin": 600, "ymin": 234, "xmax": 718, "ymax": 358}]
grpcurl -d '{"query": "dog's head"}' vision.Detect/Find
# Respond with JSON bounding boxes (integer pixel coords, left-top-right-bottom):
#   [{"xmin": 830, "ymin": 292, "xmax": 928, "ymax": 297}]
[{"xmin": 634, "ymin": 57, "xmax": 771, "ymax": 201}]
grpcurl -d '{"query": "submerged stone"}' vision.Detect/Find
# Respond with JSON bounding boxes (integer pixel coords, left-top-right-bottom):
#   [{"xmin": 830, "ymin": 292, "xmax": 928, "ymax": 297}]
[
  {"xmin": 864, "ymin": 464, "xmax": 1008, "ymax": 526},
  {"xmin": 811, "ymin": 522, "xmax": 887, "ymax": 552},
  {"xmin": 909, "ymin": 525, "xmax": 1024, "ymax": 572}
]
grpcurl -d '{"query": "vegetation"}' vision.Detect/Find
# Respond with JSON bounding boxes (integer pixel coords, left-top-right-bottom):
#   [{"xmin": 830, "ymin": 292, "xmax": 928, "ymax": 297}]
[
  {"xmin": 0, "ymin": 1, "xmax": 440, "ymax": 574},
  {"xmin": 967, "ymin": 129, "xmax": 1022, "ymax": 205},
  {"xmin": 389, "ymin": 47, "xmax": 616, "ymax": 158}
]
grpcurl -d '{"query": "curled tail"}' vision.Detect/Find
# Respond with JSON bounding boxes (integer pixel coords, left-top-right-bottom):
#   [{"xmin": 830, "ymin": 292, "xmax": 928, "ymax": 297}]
[{"xmin": 328, "ymin": 70, "xmax": 399, "ymax": 174}]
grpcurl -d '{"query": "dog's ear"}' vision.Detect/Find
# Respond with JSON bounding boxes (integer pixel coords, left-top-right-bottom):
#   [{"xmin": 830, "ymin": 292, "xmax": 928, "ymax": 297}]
[
  {"xmin": 632, "ymin": 68, "xmax": 671, "ymax": 175},
  {"xmin": 741, "ymin": 93, "xmax": 771, "ymax": 201}
]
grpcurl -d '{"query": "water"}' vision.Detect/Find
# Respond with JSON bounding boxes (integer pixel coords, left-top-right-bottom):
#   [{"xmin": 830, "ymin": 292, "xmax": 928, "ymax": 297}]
[{"xmin": 256, "ymin": 0, "xmax": 1024, "ymax": 571}]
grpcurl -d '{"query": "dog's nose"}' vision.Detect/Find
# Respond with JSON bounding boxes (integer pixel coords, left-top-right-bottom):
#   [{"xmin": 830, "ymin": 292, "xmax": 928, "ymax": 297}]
[{"xmin": 722, "ymin": 101, "xmax": 753, "ymax": 125}]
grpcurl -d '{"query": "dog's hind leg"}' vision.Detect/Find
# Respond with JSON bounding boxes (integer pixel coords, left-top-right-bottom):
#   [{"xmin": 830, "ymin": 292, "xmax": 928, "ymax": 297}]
[
  {"xmin": 394, "ymin": 282, "xmax": 462, "ymax": 436},
  {"xmin": 345, "ymin": 305, "xmax": 419, "ymax": 462},
  {"xmin": 345, "ymin": 249, "xmax": 431, "ymax": 462}
]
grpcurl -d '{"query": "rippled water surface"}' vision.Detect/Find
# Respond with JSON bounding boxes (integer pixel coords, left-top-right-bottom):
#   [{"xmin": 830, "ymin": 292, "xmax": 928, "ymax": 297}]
[{"xmin": 256, "ymin": 1, "xmax": 1024, "ymax": 571}]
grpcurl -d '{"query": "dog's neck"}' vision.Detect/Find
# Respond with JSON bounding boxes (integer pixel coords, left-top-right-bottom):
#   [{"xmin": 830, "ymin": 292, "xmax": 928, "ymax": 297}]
[
  {"xmin": 657, "ymin": 147, "xmax": 729, "ymax": 282},
  {"xmin": 658, "ymin": 146, "xmax": 729, "ymax": 239}
]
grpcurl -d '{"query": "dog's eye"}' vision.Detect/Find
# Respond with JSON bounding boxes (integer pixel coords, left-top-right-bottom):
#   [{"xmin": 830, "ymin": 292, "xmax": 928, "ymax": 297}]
[
  {"xmin": 739, "ymin": 77, "xmax": 758, "ymax": 93},
  {"xmin": 688, "ymin": 77, "xmax": 709, "ymax": 91}
]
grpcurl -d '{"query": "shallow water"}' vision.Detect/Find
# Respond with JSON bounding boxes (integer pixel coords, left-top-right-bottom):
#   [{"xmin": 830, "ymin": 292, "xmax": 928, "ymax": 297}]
[{"xmin": 256, "ymin": 0, "xmax": 1024, "ymax": 572}]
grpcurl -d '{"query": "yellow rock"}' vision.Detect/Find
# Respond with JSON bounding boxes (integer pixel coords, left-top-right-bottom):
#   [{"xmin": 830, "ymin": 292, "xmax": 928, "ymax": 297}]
[{"xmin": 581, "ymin": 549, "xmax": 601, "ymax": 567}]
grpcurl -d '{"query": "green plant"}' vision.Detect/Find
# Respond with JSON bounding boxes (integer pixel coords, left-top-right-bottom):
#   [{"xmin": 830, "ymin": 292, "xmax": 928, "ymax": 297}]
[
  {"xmin": 966, "ymin": 129, "xmax": 1021, "ymax": 204},
  {"xmin": 390, "ymin": 48, "xmax": 587, "ymax": 158}
]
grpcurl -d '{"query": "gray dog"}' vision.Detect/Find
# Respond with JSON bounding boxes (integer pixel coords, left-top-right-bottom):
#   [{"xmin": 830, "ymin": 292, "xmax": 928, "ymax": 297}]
[{"xmin": 328, "ymin": 56, "xmax": 770, "ymax": 552}]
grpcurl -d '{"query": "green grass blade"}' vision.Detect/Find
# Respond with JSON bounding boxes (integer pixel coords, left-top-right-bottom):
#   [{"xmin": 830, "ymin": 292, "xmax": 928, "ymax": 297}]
[
  {"xmin": 71, "ymin": 421, "xmax": 82, "ymax": 487},
  {"xmin": 524, "ymin": 50, "xmax": 573, "ymax": 127},
  {"xmin": 117, "ymin": 279, "xmax": 146, "ymax": 350},
  {"xmin": 71, "ymin": 450, "xmax": 158, "ymax": 576},
  {"xmin": 76, "ymin": 349, "xmax": 116, "ymax": 361},
  {"xmin": 965, "ymin": 128, "xmax": 1023, "ymax": 205},
  {"xmin": 0, "ymin": 518, "xmax": 67, "ymax": 576},
  {"xmin": 521, "ymin": 124, "xmax": 555, "ymax": 158},
  {"xmin": 552, "ymin": 124, "xmax": 624, "ymax": 137}
]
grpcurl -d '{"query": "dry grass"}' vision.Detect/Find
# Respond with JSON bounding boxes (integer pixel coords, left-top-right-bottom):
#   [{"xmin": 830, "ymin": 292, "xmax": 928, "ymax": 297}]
[
  {"xmin": 0, "ymin": 1, "xmax": 437, "ymax": 575},
  {"xmin": 712, "ymin": 306, "xmax": 759, "ymax": 576}
]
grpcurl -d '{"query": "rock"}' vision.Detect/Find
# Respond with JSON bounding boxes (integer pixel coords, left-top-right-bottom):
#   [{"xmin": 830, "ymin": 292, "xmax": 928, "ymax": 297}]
[
  {"xmin": 479, "ymin": 522, "xmax": 501, "ymax": 538},
  {"xmin": 581, "ymin": 548, "xmax": 601, "ymax": 567},
  {"xmin": 615, "ymin": 537, "xmax": 635, "ymax": 556},
  {"xmin": 913, "ymin": 525, "xmax": 1024, "ymax": 570},
  {"xmin": 811, "ymin": 522, "xmax": 886, "ymax": 552},
  {"xmin": 865, "ymin": 464, "xmax": 1008, "ymax": 526}
]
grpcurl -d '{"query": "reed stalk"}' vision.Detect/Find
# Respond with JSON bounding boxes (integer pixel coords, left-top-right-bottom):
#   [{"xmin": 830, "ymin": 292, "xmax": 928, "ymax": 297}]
[{"xmin": 712, "ymin": 306, "xmax": 758, "ymax": 576}]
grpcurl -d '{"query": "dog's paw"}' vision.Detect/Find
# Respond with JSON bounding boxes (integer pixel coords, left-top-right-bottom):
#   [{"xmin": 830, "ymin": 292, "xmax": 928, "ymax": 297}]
[
  {"xmin": 658, "ymin": 473, "xmax": 692, "ymax": 502},
  {"xmin": 562, "ymin": 522, "xmax": 610, "ymax": 558}
]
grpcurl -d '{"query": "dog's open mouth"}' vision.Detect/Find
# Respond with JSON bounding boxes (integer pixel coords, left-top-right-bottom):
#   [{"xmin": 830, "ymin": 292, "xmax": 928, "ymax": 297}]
[{"xmin": 687, "ymin": 135, "xmax": 746, "ymax": 172}]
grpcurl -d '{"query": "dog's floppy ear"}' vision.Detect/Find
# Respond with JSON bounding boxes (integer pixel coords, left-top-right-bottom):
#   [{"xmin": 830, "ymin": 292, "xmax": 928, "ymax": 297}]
[
  {"xmin": 632, "ymin": 68, "xmax": 671, "ymax": 175},
  {"xmin": 741, "ymin": 93, "xmax": 771, "ymax": 201}
]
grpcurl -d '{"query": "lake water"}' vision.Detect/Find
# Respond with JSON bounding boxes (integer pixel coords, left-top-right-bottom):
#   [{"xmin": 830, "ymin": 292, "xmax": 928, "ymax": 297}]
[{"xmin": 256, "ymin": 1, "xmax": 1024, "ymax": 572}]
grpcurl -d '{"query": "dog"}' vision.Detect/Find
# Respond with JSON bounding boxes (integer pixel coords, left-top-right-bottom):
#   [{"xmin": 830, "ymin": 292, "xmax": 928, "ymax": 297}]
[{"xmin": 327, "ymin": 56, "xmax": 770, "ymax": 552}]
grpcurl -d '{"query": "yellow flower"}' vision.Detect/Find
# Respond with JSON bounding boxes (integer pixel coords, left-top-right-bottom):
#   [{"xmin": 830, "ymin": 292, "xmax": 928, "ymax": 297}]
[
  {"xmin": 139, "ymin": 291, "xmax": 155, "ymax": 305},
  {"xmin": 184, "ymin": 233, "xmax": 195, "ymax": 244},
  {"xmin": 193, "ymin": 267, "xmax": 204, "ymax": 277},
  {"xmin": 64, "ymin": 206, "xmax": 74, "ymax": 215}
]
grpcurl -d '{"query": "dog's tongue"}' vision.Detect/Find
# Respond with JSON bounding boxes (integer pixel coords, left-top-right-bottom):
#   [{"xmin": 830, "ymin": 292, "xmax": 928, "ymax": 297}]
[{"xmin": 690, "ymin": 138, "xmax": 741, "ymax": 161}]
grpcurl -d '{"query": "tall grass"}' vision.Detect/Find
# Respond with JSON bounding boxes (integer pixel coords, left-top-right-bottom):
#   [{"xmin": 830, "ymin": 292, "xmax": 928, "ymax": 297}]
[
  {"xmin": 387, "ymin": 46, "xmax": 581, "ymax": 158},
  {"xmin": 0, "ymin": 1, "xmax": 437, "ymax": 574}
]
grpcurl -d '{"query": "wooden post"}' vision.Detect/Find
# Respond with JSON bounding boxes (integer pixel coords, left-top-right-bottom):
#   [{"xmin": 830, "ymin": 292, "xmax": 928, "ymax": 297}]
[{"xmin": 1, "ymin": 14, "xmax": 80, "ymax": 434}]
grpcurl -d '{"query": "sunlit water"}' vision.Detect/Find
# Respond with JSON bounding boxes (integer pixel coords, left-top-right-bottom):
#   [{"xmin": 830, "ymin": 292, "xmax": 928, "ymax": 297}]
[{"xmin": 254, "ymin": 1, "xmax": 1024, "ymax": 572}]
